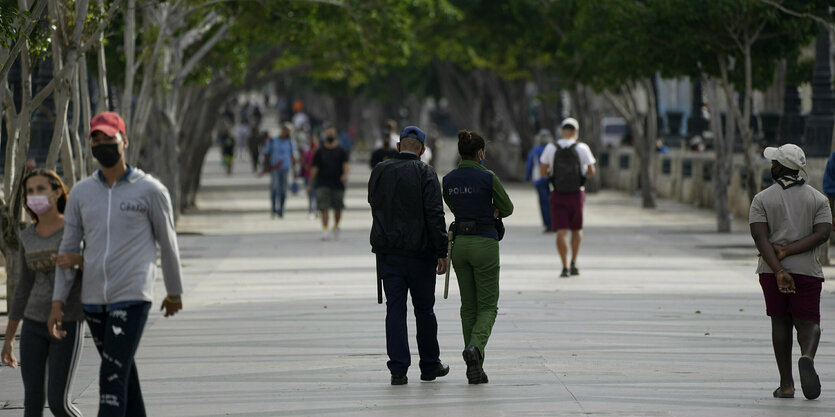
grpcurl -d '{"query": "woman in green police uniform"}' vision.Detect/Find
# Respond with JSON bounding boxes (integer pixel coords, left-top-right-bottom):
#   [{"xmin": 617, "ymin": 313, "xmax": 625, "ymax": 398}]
[{"xmin": 442, "ymin": 130, "xmax": 513, "ymax": 384}]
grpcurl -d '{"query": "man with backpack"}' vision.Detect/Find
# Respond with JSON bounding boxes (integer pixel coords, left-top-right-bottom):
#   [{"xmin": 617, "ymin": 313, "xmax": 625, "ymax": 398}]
[{"xmin": 539, "ymin": 117, "xmax": 596, "ymax": 278}]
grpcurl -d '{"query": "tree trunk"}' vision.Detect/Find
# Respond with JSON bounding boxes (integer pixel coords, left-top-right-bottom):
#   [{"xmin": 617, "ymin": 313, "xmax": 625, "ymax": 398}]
[
  {"xmin": 70, "ymin": 66, "xmax": 86, "ymax": 180},
  {"xmin": 45, "ymin": 82, "xmax": 71, "ymax": 171},
  {"xmin": 178, "ymin": 83, "xmax": 229, "ymax": 210},
  {"xmin": 639, "ymin": 78, "xmax": 658, "ymax": 209},
  {"xmin": 706, "ymin": 76, "xmax": 734, "ymax": 233},
  {"xmin": 78, "ymin": 53, "xmax": 94, "ymax": 174},
  {"xmin": 718, "ymin": 53, "xmax": 757, "ymax": 201},
  {"xmin": 570, "ymin": 85, "xmax": 603, "ymax": 193},
  {"xmin": 482, "ymin": 73, "xmax": 524, "ymax": 179},
  {"xmin": 9, "ymin": 41, "xmax": 35, "ymax": 214},
  {"xmin": 120, "ymin": 0, "xmax": 135, "ymax": 117},
  {"xmin": 3, "ymin": 247, "xmax": 21, "ymax": 318},
  {"xmin": 604, "ymin": 80, "xmax": 656, "ymax": 208},
  {"xmin": 534, "ymin": 67, "xmax": 561, "ymax": 133},
  {"xmin": 434, "ymin": 61, "xmax": 481, "ymax": 131},
  {"xmin": 502, "ymin": 78, "xmax": 536, "ymax": 157}
]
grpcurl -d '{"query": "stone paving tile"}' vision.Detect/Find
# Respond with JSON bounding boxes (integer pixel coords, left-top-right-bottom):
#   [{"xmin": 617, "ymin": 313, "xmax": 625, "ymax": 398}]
[{"xmin": 2, "ymin": 149, "xmax": 834, "ymax": 416}]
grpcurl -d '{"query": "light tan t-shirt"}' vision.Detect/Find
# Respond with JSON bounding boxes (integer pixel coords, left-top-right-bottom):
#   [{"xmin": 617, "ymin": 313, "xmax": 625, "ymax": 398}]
[{"xmin": 749, "ymin": 183, "xmax": 832, "ymax": 278}]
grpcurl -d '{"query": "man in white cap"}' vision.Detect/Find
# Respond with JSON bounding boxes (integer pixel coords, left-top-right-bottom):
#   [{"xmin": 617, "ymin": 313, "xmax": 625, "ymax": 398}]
[
  {"xmin": 750, "ymin": 143, "xmax": 831, "ymax": 400},
  {"xmin": 539, "ymin": 117, "xmax": 596, "ymax": 278}
]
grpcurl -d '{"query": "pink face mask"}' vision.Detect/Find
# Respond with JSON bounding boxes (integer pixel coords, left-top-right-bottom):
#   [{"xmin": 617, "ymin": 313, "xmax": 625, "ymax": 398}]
[{"xmin": 26, "ymin": 195, "xmax": 52, "ymax": 214}]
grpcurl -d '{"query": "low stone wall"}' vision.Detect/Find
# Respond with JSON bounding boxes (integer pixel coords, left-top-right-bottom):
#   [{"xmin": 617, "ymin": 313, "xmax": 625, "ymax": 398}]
[{"xmin": 598, "ymin": 147, "xmax": 829, "ymax": 219}]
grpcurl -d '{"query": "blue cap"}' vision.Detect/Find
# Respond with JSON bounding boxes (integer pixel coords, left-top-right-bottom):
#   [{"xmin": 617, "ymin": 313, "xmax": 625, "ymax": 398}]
[{"xmin": 399, "ymin": 126, "xmax": 426, "ymax": 145}]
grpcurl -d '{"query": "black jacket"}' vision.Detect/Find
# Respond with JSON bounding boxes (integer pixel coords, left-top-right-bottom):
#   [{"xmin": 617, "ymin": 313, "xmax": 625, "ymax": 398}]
[{"xmin": 368, "ymin": 153, "xmax": 447, "ymax": 259}]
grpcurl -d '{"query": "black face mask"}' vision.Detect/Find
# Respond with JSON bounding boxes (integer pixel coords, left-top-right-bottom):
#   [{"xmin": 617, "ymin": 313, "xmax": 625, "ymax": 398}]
[
  {"xmin": 325, "ymin": 136, "xmax": 336, "ymax": 143},
  {"xmin": 92, "ymin": 143, "xmax": 122, "ymax": 168}
]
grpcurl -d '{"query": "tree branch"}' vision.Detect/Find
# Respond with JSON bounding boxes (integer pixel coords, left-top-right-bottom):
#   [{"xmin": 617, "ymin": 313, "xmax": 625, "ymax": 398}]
[
  {"xmin": 536, "ymin": 0, "xmax": 565, "ymax": 37},
  {"xmin": 79, "ymin": 0, "xmax": 124, "ymax": 52},
  {"xmin": 724, "ymin": 20, "xmax": 746, "ymax": 52},
  {"xmin": 602, "ymin": 90, "xmax": 632, "ymax": 123},
  {"xmin": 175, "ymin": 20, "xmax": 232, "ymax": 84},
  {"xmin": 750, "ymin": 18, "xmax": 768, "ymax": 45},
  {"xmin": 0, "ymin": 0, "xmax": 48, "ymax": 83},
  {"xmin": 29, "ymin": 77, "xmax": 56, "ymax": 111},
  {"xmin": 758, "ymin": 0, "xmax": 834, "ymax": 35},
  {"xmin": 1, "ymin": 83, "xmax": 15, "ymax": 116},
  {"xmin": 175, "ymin": 11, "xmax": 222, "ymax": 52},
  {"xmin": 717, "ymin": 54, "xmax": 745, "ymax": 132}
]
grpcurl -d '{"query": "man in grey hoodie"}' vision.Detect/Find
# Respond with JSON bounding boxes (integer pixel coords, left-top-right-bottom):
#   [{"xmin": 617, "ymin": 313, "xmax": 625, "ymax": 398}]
[{"xmin": 49, "ymin": 112, "xmax": 183, "ymax": 417}]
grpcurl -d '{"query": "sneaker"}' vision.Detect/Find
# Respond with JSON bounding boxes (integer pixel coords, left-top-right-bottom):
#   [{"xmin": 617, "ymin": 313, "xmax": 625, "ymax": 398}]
[
  {"xmin": 560, "ymin": 268, "xmax": 569, "ymax": 278},
  {"xmin": 391, "ymin": 374, "xmax": 408, "ymax": 385},
  {"xmin": 570, "ymin": 263, "xmax": 579, "ymax": 276},
  {"xmin": 321, "ymin": 230, "xmax": 331, "ymax": 241},
  {"xmin": 332, "ymin": 227, "xmax": 340, "ymax": 241}
]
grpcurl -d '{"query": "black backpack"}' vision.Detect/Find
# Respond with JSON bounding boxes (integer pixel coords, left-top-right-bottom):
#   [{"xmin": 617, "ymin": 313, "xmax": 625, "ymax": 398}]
[{"xmin": 550, "ymin": 143, "xmax": 585, "ymax": 193}]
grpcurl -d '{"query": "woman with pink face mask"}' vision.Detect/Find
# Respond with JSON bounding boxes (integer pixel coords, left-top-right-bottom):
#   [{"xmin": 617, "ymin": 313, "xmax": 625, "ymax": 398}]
[{"xmin": 1, "ymin": 168, "xmax": 84, "ymax": 416}]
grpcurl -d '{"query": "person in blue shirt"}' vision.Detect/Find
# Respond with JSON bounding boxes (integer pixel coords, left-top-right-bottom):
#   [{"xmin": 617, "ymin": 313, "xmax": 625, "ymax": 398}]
[
  {"xmin": 525, "ymin": 129, "xmax": 554, "ymax": 232},
  {"xmin": 822, "ymin": 151, "xmax": 835, "ymax": 212},
  {"xmin": 263, "ymin": 123, "xmax": 298, "ymax": 218}
]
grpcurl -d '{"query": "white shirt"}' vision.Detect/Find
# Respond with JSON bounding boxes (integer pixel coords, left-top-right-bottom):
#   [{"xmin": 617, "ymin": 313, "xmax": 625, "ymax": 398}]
[
  {"xmin": 531, "ymin": 155, "xmax": 543, "ymax": 182},
  {"xmin": 540, "ymin": 139, "xmax": 596, "ymax": 176},
  {"xmin": 420, "ymin": 146, "xmax": 432, "ymax": 164},
  {"xmin": 292, "ymin": 112, "xmax": 310, "ymax": 131}
]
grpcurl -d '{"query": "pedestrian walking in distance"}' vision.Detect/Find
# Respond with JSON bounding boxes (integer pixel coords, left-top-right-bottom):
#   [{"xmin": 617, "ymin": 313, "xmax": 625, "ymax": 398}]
[
  {"xmin": 539, "ymin": 117, "xmax": 596, "ymax": 278},
  {"xmin": 369, "ymin": 131, "xmax": 398, "ymax": 168},
  {"xmin": 525, "ymin": 129, "xmax": 554, "ymax": 233},
  {"xmin": 750, "ymin": 144, "xmax": 830, "ymax": 400},
  {"xmin": 368, "ymin": 125, "xmax": 450, "ymax": 386},
  {"xmin": 443, "ymin": 130, "xmax": 513, "ymax": 384},
  {"xmin": 262, "ymin": 122, "xmax": 298, "ymax": 219},
  {"xmin": 49, "ymin": 112, "xmax": 184, "ymax": 417},
  {"xmin": 2, "ymin": 169, "xmax": 85, "ymax": 416},
  {"xmin": 308, "ymin": 126, "xmax": 350, "ymax": 240}
]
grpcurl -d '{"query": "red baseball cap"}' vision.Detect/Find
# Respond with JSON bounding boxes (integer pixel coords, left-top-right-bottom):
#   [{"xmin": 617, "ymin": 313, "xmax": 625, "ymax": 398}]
[{"xmin": 90, "ymin": 112, "xmax": 126, "ymax": 137}]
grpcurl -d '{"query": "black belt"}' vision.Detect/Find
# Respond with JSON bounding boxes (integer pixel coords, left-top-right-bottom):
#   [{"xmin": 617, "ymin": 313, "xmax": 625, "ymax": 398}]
[{"xmin": 454, "ymin": 221, "xmax": 494, "ymax": 235}]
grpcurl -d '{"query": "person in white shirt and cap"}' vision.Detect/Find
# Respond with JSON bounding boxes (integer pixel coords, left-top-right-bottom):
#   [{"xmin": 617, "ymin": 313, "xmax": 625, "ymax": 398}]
[
  {"xmin": 749, "ymin": 143, "xmax": 831, "ymax": 400},
  {"xmin": 539, "ymin": 117, "xmax": 596, "ymax": 278}
]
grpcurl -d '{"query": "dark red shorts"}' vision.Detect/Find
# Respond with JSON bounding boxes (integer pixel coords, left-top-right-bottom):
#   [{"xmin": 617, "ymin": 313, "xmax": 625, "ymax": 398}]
[
  {"xmin": 549, "ymin": 190, "xmax": 585, "ymax": 231},
  {"xmin": 759, "ymin": 273, "xmax": 824, "ymax": 322}
]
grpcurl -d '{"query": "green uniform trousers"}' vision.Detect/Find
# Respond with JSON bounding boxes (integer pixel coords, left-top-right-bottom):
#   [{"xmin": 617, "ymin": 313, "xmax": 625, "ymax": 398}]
[{"xmin": 451, "ymin": 235, "xmax": 500, "ymax": 365}]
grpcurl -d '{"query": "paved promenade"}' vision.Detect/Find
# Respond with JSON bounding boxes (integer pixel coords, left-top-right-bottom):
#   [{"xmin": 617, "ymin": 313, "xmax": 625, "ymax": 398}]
[{"xmin": 2, "ymin": 148, "xmax": 835, "ymax": 416}]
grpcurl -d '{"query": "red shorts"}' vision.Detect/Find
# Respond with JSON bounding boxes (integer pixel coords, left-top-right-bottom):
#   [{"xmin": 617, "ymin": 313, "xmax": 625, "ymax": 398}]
[
  {"xmin": 549, "ymin": 190, "xmax": 585, "ymax": 231},
  {"xmin": 759, "ymin": 273, "xmax": 824, "ymax": 322}
]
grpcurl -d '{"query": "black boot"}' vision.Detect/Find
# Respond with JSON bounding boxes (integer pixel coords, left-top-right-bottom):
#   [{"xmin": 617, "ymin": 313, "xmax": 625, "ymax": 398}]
[
  {"xmin": 463, "ymin": 346, "xmax": 484, "ymax": 384},
  {"xmin": 420, "ymin": 362, "xmax": 450, "ymax": 381}
]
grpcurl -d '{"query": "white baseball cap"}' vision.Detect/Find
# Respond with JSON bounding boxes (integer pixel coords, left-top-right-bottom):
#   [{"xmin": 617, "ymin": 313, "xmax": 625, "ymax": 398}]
[
  {"xmin": 561, "ymin": 117, "xmax": 579, "ymax": 130},
  {"xmin": 763, "ymin": 144, "xmax": 807, "ymax": 176}
]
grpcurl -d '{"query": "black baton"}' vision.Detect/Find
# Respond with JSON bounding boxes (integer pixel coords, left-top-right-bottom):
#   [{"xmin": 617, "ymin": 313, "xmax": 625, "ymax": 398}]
[{"xmin": 376, "ymin": 255, "xmax": 383, "ymax": 304}]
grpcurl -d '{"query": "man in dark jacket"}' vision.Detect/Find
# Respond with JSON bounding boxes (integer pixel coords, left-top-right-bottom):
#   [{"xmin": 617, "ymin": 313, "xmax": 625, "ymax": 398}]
[{"xmin": 368, "ymin": 126, "xmax": 449, "ymax": 386}]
